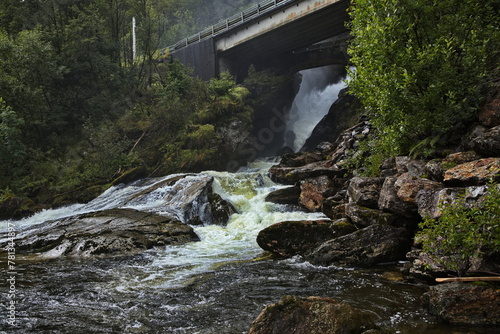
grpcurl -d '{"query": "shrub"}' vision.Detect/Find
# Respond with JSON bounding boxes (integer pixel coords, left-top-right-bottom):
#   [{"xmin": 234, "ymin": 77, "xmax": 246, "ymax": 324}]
[
  {"xmin": 417, "ymin": 182, "xmax": 500, "ymax": 276},
  {"xmin": 348, "ymin": 0, "xmax": 500, "ymax": 166}
]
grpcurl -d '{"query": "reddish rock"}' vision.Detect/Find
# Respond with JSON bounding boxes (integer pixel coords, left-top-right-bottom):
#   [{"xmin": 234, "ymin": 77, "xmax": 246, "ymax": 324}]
[
  {"xmin": 256, "ymin": 219, "xmax": 356, "ymax": 258},
  {"xmin": 423, "ymin": 282, "xmax": 500, "ymax": 326},
  {"xmin": 248, "ymin": 295, "xmax": 379, "ymax": 334},
  {"xmin": 443, "ymin": 158, "xmax": 500, "ymax": 186},
  {"xmin": 395, "ymin": 173, "xmax": 443, "ymax": 204},
  {"xmin": 299, "ymin": 176, "xmax": 336, "ymax": 212},
  {"xmin": 477, "ymin": 88, "xmax": 500, "ymax": 127},
  {"xmin": 444, "ymin": 151, "xmax": 482, "ymax": 165}
]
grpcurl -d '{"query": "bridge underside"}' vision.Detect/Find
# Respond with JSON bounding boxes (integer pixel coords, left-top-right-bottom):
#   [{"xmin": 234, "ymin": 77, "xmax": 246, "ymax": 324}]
[
  {"xmin": 216, "ymin": 0, "xmax": 350, "ymax": 79},
  {"xmin": 170, "ymin": 0, "xmax": 351, "ymax": 81}
]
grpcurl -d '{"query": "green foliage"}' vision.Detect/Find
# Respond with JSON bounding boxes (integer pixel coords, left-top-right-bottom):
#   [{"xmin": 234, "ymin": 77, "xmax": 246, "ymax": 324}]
[
  {"xmin": 417, "ymin": 182, "xmax": 500, "ymax": 275},
  {"xmin": 0, "ymin": 98, "xmax": 25, "ymax": 185},
  {"xmin": 0, "ymin": 0, "xmax": 257, "ymax": 208},
  {"xmin": 348, "ymin": 0, "xmax": 500, "ymax": 166}
]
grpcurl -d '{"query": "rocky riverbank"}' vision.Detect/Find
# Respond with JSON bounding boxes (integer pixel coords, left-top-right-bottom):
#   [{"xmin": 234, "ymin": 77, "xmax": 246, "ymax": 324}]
[{"xmin": 249, "ymin": 89, "xmax": 500, "ymax": 332}]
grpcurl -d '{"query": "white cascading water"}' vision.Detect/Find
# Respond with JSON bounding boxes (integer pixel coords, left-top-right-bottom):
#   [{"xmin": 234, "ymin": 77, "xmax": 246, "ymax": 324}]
[
  {"xmin": 285, "ymin": 67, "xmax": 348, "ymax": 152},
  {"xmin": 1, "ymin": 162, "xmax": 328, "ymax": 290}
]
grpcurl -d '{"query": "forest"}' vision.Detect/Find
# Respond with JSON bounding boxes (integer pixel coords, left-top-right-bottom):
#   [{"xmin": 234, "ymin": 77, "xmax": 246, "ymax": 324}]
[
  {"xmin": 0, "ymin": 0, "xmax": 257, "ymax": 212},
  {"xmin": 1, "ymin": 0, "xmax": 499, "ymax": 217}
]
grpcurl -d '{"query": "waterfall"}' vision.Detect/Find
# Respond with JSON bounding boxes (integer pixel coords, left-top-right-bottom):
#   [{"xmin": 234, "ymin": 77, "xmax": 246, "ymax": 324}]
[{"xmin": 285, "ymin": 66, "xmax": 348, "ymax": 152}]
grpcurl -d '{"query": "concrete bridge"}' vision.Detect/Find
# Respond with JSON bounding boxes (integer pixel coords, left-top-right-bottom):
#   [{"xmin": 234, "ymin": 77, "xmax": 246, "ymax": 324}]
[{"xmin": 168, "ymin": 0, "xmax": 350, "ymax": 80}]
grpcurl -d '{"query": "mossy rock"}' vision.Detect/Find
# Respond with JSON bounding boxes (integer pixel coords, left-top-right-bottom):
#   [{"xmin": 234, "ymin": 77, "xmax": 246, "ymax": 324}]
[
  {"xmin": 0, "ymin": 195, "xmax": 37, "ymax": 220},
  {"xmin": 111, "ymin": 166, "xmax": 147, "ymax": 186}
]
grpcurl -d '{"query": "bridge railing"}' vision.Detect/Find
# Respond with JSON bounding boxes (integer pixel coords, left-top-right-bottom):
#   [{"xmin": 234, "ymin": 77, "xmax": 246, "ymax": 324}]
[{"xmin": 167, "ymin": 0, "xmax": 299, "ymax": 52}]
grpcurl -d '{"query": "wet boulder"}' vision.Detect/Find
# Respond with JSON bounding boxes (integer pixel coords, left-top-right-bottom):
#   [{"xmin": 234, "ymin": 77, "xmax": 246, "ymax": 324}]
[
  {"xmin": 269, "ymin": 162, "xmax": 345, "ymax": 185},
  {"xmin": 207, "ymin": 192, "xmax": 238, "ymax": 226},
  {"xmin": 4, "ymin": 208, "xmax": 199, "ymax": 258},
  {"xmin": 422, "ymin": 282, "xmax": 500, "ymax": 326},
  {"xmin": 256, "ymin": 219, "xmax": 356, "ymax": 258},
  {"xmin": 248, "ymin": 295, "xmax": 379, "ymax": 334},
  {"xmin": 127, "ymin": 174, "xmax": 236, "ymax": 226},
  {"xmin": 306, "ymin": 224, "xmax": 411, "ymax": 267},
  {"xmin": 265, "ymin": 185, "xmax": 301, "ymax": 205}
]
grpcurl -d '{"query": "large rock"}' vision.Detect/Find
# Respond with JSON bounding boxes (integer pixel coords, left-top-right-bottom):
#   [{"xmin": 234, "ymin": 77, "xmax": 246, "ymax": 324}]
[
  {"xmin": 347, "ymin": 177, "xmax": 385, "ymax": 209},
  {"xmin": 394, "ymin": 156, "xmax": 427, "ymax": 177},
  {"xmin": 279, "ymin": 152, "xmax": 324, "ymax": 167},
  {"xmin": 378, "ymin": 177, "xmax": 418, "ymax": 218},
  {"xmin": 269, "ymin": 162, "xmax": 345, "ymax": 185},
  {"xmin": 345, "ymin": 203, "xmax": 396, "ymax": 228},
  {"xmin": 422, "ymin": 282, "xmax": 500, "ymax": 326},
  {"xmin": 306, "ymin": 224, "xmax": 411, "ymax": 267},
  {"xmin": 127, "ymin": 174, "xmax": 236, "ymax": 226},
  {"xmin": 424, "ymin": 152, "xmax": 481, "ymax": 182},
  {"xmin": 299, "ymin": 176, "xmax": 337, "ymax": 212},
  {"xmin": 3, "ymin": 208, "xmax": 199, "ymax": 258},
  {"xmin": 443, "ymin": 158, "xmax": 500, "ymax": 186},
  {"xmin": 395, "ymin": 173, "xmax": 443, "ymax": 204},
  {"xmin": 256, "ymin": 219, "xmax": 356, "ymax": 258},
  {"xmin": 265, "ymin": 185, "xmax": 301, "ymax": 205},
  {"xmin": 466, "ymin": 125, "xmax": 500, "ymax": 157},
  {"xmin": 248, "ymin": 295, "xmax": 379, "ymax": 334},
  {"xmin": 416, "ymin": 185, "xmax": 490, "ymax": 219}
]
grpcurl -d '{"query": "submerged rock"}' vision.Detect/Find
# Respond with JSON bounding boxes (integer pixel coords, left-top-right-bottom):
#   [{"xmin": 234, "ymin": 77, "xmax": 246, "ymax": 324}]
[
  {"xmin": 422, "ymin": 282, "xmax": 500, "ymax": 326},
  {"xmin": 3, "ymin": 208, "xmax": 199, "ymax": 258},
  {"xmin": 256, "ymin": 219, "xmax": 356, "ymax": 258},
  {"xmin": 306, "ymin": 224, "xmax": 411, "ymax": 267},
  {"xmin": 248, "ymin": 295, "xmax": 379, "ymax": 334}
]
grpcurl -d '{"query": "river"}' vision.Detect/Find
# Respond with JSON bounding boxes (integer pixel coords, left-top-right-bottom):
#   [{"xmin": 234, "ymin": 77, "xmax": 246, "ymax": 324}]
[{"xmin": 1, "ymin": 161, "xmax": 497, "ymax": 333}]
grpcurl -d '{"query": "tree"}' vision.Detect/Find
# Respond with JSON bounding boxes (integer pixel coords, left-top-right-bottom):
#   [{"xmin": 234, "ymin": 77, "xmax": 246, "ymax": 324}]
[
  {"xmin": 0, "ymin": 98, "xmax": 25, "ymax": 186},
  {"xmin": 348, "ymin": 0, "xmax": 500, "ymax": 166}
]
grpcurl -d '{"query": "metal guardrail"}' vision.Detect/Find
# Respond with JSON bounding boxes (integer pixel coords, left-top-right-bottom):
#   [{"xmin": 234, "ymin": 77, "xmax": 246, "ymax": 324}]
[{"xmin": 167, "ymin": 0, "xmax": 300, "ymax": 52}]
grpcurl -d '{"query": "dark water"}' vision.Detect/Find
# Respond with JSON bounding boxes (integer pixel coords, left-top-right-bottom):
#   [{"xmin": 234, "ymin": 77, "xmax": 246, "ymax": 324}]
[
  {"xmin": 1, "ymin": 170, "xmax": 497, "ymax": 333},
  {"xmin": 1, "ymin": 252, "xmax": 497, "ymax": 334}
]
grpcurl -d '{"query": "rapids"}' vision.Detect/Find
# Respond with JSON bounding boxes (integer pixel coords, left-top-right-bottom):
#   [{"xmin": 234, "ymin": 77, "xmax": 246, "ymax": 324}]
[{"xmin": 0, "ymin": 163, "xmax": 497, "ymax": 333}]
